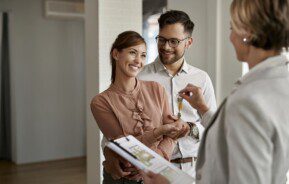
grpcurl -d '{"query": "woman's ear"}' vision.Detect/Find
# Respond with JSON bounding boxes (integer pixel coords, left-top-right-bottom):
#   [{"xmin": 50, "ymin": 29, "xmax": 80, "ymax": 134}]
[
  {"xmin": 112, "ymin": 49, "xmax": 119, "ymax": 61},
  {"xmin": 185, "ymin": 37, "xmax": 193, "ymax": 49},
  {"xmin": 242, "ymin": 33, "xmax": 253, "ymax": 45}
]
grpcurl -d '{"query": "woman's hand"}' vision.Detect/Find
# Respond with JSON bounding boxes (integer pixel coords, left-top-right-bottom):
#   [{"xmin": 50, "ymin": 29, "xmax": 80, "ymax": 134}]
[
  {"xmin": 154, "ymin": 124, "xmax": 180, "ymax": 137},
  {"xmin": 123, "ymin": 166, "xmax": 142, "ymax": 181},
  {"xmin": 165, "ymin": 115, "xmax": 190, "ymax": 139},
  {"xmin": 103, "ymin": 147, "xmax": 131, "ymax": 180},
  {"xmin": 179, "ymin": 83, "xmax": 209, "ymax": 116}
]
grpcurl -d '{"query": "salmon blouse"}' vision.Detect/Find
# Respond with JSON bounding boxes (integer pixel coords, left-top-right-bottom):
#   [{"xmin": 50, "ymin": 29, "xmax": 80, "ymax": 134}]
[{"xmin": 90, "ymin": 79, "xmax": 176, "ymax": 160}]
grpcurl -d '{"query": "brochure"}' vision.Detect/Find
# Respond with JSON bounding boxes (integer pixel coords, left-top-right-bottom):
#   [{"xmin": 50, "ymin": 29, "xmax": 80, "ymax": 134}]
[{"xmin": 106, "ymin": 135, "xmax": 195, "ymax": 184}]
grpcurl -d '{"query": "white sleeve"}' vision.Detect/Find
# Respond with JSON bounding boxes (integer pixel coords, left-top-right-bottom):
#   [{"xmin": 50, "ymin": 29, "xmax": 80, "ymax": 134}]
[
  {"xmin": 101, "ymin": 135, "xmax": 109, "ymax": 152},
  {"xmin": 194, "ymin": 119, "xmax": 205, "ymax": 140},
  {"xmin": 203, "ymin": 73, "xmax": 217, "ymax": 112},
  {"xmin": 200, "ymin": 73, "xmax": 217, "ymax": 129},
  {"xmin": 200, "ymin": 109, "xmax": 215, "ymax": 128}
]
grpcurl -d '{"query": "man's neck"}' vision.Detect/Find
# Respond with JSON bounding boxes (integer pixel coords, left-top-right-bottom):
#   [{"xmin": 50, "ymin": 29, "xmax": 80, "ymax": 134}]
[{"xmin": 164, "ymin": 57, "xmax": 184, "ymax": 76}]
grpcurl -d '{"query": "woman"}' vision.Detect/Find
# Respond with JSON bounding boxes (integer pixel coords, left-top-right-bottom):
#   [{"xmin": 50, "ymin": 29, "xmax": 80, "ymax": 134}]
[
  {"xmin": 142, "ymin": 0, "xmax": 289, "ymax": 183},
  {"xmin": 91, "ymin": 31, "xmax": 185, "ymax": 184}
]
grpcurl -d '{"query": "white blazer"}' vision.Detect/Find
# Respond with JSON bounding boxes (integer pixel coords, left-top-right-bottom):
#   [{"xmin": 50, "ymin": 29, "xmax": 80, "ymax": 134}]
[{"xmin": 196, "ymin": 55, "xmax": 289, "ymax": 184}]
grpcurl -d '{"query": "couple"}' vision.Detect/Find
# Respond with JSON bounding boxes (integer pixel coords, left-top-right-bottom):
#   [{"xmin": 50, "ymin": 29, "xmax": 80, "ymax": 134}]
[{"xmin": 91, "ymin": 10, "xmax": 216, "ymax": 184}]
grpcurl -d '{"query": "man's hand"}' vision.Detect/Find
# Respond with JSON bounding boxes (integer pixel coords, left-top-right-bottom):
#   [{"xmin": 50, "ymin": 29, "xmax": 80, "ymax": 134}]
[
  {"xmin": 103, "ymin": 147, "xmax": 131, "ymax": 180},
  {"xmin": 140, "ymin": 170, "xmax": 170, "ymax": 184},
  {"xmin": 179, "ymin": 83, "xmax": 209, "ymax": 116}
]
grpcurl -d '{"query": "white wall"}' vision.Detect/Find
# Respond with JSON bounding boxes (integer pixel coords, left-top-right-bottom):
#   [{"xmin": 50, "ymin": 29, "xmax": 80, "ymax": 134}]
[
  {"xmin": 215, "ymin": 0, "xmax": 242, "ymax": 101},
  {"xmin": 85, "ymin": 0, "xmax": 142, "ymax": 183},
  {"xmin": 167, "ymin": 0, "xmax": 208, "ymax": 72},
  {"xmin": 85, "ymin": 1, "xmax": 100, "ymax": 183},
  {"xmin": 1, "ymin": 0, "xmax": 85, "ymax": 164}
]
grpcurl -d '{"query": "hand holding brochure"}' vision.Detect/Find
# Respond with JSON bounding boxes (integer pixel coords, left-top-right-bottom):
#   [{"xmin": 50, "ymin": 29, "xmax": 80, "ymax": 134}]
[{"xmin": 106, "ymin": 135, "xmax": 195, "ymax": 184}]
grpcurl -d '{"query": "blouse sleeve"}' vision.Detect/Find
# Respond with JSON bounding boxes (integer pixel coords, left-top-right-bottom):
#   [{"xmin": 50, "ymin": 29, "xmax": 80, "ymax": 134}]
[
  {"xmin": 156, "ymin": 83, "xmax": 177, "ymax": 160},
  {"xmin": 90, "ymin": 96, "xmax": 124, "ymax": 139}
]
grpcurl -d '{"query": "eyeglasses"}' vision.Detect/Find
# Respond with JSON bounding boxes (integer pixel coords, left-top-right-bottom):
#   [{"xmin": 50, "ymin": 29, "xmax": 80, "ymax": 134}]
[{"xmin": 155, "ymin": 36, "xmax": 189, "ymax": 48}]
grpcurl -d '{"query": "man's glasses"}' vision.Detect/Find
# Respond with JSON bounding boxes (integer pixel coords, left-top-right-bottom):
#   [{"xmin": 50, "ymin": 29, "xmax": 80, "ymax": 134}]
[{"xmin": 155, "ymin": 36, "xmax": 189, "ymax": 48}]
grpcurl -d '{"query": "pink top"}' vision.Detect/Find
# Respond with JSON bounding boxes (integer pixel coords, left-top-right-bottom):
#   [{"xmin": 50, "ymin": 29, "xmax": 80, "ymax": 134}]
[{"xmin": 90, "ymin": 79, "xmax": 176, "ymax": 160}]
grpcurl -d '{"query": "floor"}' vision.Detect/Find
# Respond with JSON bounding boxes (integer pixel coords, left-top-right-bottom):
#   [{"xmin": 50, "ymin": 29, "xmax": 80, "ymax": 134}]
[{"xmin": 0, "ymin": 157, "xmax": 86, "ymax": 184}]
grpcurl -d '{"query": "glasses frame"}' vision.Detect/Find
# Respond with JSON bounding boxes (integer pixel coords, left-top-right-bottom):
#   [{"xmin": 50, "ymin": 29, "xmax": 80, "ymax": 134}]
[{"xmin": 155, "ymin": 35, "xmax": 189, "ymax": 48}]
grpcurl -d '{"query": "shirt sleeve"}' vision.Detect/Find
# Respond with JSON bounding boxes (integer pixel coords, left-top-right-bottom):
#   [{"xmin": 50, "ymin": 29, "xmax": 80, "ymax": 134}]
[
  {"xmin": 203, "ymin": 73, "xmax": 217, "ymax": 112},
  {"xmin": 225, "ymin": 97, "xmax": 273, "ymax": 184},
  {"xmin": 134, "ymin": 130, "xmax": 163, "ymax": 148},
  {"xmin": 199, "ymin": 74, "xmax": 217, "ymax": 129},
  {"xmin": 90, "ymin": 96, "xmax": 124, "ymax": 139},
  {"xmin": 201, "ymin": 109, "xmax": 215, "ymax": 128}
]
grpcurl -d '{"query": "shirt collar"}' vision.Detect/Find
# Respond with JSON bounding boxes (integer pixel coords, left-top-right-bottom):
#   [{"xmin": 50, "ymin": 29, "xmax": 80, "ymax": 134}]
[
  {"xmin": 154, "ymin": 57, "xmax": 189, "ymax": 75},
  {"xmin": 235, "ymin": 54, "xmax": 289, "ymax": 86},
  {"xmin": 110, "ymin": 78, "xmax": 140, "ymax": 96}
]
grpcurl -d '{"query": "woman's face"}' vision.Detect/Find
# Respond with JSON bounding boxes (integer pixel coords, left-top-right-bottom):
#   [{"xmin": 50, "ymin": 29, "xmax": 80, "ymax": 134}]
[
  {"xmin": 114, "ymin": 43, "xmax": 147, "ymax": 79},
  {"xmin": 230, "ymin": 26, "xmax": 249, "ymax": 62}
]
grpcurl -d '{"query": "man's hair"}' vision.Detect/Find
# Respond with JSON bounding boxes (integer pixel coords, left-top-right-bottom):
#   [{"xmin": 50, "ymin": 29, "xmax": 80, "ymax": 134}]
[
  {"xmin": 158, "ymin": 10, "xmax": 195, "ymax": 36},
  {"xmin": 230, "ymin": 0, "xmax": 289, "ymax": 51}
]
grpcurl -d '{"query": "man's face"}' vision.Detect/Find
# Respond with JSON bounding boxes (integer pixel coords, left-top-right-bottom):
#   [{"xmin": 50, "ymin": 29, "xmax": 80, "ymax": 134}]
[{"xmin": 157, "ymin": 23, "xmax": 192, "ymax": 65}]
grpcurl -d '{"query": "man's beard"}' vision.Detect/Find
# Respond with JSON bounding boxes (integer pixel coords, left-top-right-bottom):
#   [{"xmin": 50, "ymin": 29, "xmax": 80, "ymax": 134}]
[{"xmin": 159, "ymin": 49, "xmax": 185, "ymax": 65}]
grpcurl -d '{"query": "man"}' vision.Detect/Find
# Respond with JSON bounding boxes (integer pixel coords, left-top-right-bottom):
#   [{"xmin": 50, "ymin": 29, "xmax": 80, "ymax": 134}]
[
  {"xmin": 102, "ymin": 10, "xmax": 216, "ymax": 181},
  {"xmin": 138, "ymin": 10, "xmax": 217, "ymax": 177}
]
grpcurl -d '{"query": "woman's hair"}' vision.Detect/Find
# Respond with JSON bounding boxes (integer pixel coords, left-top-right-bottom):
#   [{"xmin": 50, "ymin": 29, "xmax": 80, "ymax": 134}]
[
  {"xmin": 230, "ymin": 0, "xmax": 289, "ymax": 51},
  {"xmin": 110, "ymin": 31, "xmax": 146, "ymax": 83}
]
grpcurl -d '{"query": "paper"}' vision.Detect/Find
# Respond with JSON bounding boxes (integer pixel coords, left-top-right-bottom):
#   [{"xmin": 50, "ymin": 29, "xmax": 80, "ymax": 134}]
[{"xmin": 106, "ymin": 135, "xmax": 195, "ymax": 184}]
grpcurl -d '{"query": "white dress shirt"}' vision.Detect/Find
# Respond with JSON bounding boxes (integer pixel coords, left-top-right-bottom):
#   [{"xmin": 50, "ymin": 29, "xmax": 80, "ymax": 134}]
[{"xmin": 138, "ymin": 58, "xmax": 217, "ymax": 159}]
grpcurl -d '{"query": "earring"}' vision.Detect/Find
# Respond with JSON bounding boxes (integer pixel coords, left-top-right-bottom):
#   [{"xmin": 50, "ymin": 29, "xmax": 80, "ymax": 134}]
[{"xmin": 243, "ymin": 37, "xmax": 248, "ymax": 44}]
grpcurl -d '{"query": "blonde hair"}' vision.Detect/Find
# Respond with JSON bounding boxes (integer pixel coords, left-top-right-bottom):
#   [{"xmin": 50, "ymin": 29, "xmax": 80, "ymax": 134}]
[{"xmin": 230, "ymin": 0, "xmax": 289, "ymax": 51}]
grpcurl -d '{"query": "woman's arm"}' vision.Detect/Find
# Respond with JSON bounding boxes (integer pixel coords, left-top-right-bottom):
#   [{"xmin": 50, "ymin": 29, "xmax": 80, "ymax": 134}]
[
  {"xmin": 91, "ymin": 93, "xmax": 176, "ymax": 158},
  {"xmin": 225, "ymin": 97, "xmax": 273, "ymax": 184},
  {"xmin": 90, "ymin": 96, "xmax": 124, "ymax": 139},
  {"xmin": 155, "ymin": 84, "xmax": 180, "ymax": 160}
]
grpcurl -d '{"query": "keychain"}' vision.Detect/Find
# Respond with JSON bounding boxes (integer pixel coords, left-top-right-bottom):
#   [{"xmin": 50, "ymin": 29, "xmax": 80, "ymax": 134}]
[{"xmin": 177, "ymin": 95, "xmax": 183, "ymax": 118}]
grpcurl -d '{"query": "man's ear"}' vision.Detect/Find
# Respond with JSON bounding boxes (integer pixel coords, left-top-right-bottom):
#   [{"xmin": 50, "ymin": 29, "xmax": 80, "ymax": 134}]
[
  {"xmin": 112, "ymin": 49, "xmax": 119, "ymax": 61},
  {"xmin": 185, "ymin": 37, "xmax": 193, "ymax": 49}
]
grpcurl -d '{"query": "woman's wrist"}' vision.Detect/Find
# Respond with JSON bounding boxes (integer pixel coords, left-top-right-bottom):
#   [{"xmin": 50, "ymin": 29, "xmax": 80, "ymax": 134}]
[
  {"xmin": 198, "ymin": 104, "xmax": 209, "ymax": 116},
  {"xmin": 153, "ymin": 127, "xmax": 163, "ymax": 137}
]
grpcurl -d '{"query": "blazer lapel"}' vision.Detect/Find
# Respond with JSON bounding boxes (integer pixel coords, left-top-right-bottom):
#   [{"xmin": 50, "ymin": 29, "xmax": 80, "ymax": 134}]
[{"xmin": 196, "ymin": 98, "xmax": 227, "ymax": 169}]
